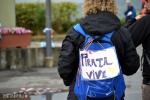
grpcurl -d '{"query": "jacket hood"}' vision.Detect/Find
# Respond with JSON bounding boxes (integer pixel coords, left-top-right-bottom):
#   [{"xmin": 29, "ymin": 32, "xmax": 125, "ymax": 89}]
[{"xmin": 80, "ymin": 11, "xmax": 121, "ymax": 35}]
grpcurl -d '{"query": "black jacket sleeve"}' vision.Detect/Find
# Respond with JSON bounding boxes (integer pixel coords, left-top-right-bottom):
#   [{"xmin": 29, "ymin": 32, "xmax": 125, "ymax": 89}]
[
  {"xmin": 58, "ymin": 28, "xmax": 84, "ymax": 86},
  {"xmin": 128, "ymin": 15, "xmax": 150, "ymax": 47},
  {"xmin": 112, "ymin": 27, "xmax": 140, "ymax": 75}
]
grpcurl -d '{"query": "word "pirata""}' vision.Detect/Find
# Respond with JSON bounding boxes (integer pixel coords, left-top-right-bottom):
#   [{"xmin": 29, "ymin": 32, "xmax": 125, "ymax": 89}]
[{"xmin": 81, "ymin": 53, "xmax": 112, "ymax": 67}]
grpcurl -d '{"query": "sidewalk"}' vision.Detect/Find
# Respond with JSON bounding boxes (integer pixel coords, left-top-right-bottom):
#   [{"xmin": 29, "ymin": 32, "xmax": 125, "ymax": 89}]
[
  {"xmin": 0, "ymin": 67, "xmax": 68, "ymax": 93},
  {"xmin": 0, "ymin": 67, "xmax": 142, "ymax": 100}
]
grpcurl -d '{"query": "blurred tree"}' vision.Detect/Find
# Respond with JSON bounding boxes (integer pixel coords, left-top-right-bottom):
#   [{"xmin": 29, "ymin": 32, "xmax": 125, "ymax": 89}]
[{"xmin": 16, "ymin": 2, "xmax": 81, "ymax": 35}]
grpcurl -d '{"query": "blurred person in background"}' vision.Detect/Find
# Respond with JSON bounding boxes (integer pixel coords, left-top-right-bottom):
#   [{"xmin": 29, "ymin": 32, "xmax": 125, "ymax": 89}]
[
  {"xmin": 141, "ymin": 0, "xmax": 147, "ymax": 16},
  {"xmin": 124, "ymin": 0, "xmax": 136, "ymax": 24},
  {"xmin": 127, "ymin": 0, "xmax": 150, "ymax": 100}
]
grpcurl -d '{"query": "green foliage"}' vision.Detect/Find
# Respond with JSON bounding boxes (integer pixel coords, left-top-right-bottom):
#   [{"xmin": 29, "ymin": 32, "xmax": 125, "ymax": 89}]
[
  {"xmin": 16, "ymin": 2, "xmax": 81, "ymax": 35},
  {"xmin": 120, "ymin": 18, "xmax": 126, "ymax": 25},
  {"xmin": 51, "ymin": 2, "xmax": 80, "ymax": 33},
  {"xmin": 16, "ymin": 3, "xmax": 44, "ymax": 35}
]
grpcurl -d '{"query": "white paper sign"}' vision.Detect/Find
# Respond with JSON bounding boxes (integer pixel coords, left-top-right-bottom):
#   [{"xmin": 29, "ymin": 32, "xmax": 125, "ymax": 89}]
[{"xmin": 80, "ymin": 47, "xmax": 120, "ymax": 80}]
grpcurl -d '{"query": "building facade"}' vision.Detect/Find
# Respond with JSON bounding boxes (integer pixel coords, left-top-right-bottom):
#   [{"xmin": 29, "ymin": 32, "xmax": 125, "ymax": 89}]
[{"xmin": 0, "ymin": 0, "xmax": 16, "ymax": 27}]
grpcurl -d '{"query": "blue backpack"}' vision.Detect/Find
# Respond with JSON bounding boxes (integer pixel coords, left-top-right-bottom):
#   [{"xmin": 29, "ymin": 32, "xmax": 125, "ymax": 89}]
[{"xmin": 73, "ymin": 24, "xmax": 126, "ymax": 100}]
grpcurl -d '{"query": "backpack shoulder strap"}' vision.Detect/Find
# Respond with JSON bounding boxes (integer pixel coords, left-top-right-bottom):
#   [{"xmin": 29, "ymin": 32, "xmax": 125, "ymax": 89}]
[
  {"xmin": 105, "ymin": 32, "xmax": 113, "ymax": 38},
  {"xmin": 73, "ymin": 24, "xmax": 91, "ymax": 38},
  {"xmin": 102, "ymin": 32, "xmax": 114, "ymax": 42},
  {"xmin": 74, "ymin": 23, "xmax": 114, "ymax": 40}
]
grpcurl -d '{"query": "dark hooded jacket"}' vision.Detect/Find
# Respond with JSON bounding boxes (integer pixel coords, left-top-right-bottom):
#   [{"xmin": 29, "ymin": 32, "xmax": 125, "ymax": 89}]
[
  {"xmin": 128, "ymin": 12, "xmax": 150, "ymax": 84},
  {"xmin": 58, "ymin": 11, "xmax": 140, "ymax": 100}
]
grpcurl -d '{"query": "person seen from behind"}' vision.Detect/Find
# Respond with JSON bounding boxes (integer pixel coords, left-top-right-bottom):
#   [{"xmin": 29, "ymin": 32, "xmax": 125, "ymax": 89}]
[{"xmin": 58, "ymin": 0, "xmax": 140, "ymax": 100}]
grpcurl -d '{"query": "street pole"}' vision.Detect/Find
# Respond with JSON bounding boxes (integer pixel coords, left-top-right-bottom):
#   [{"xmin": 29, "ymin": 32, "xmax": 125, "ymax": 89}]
[{"xmin": 44, "ymin": 0, "xmax": 53, "ymax": 67}]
